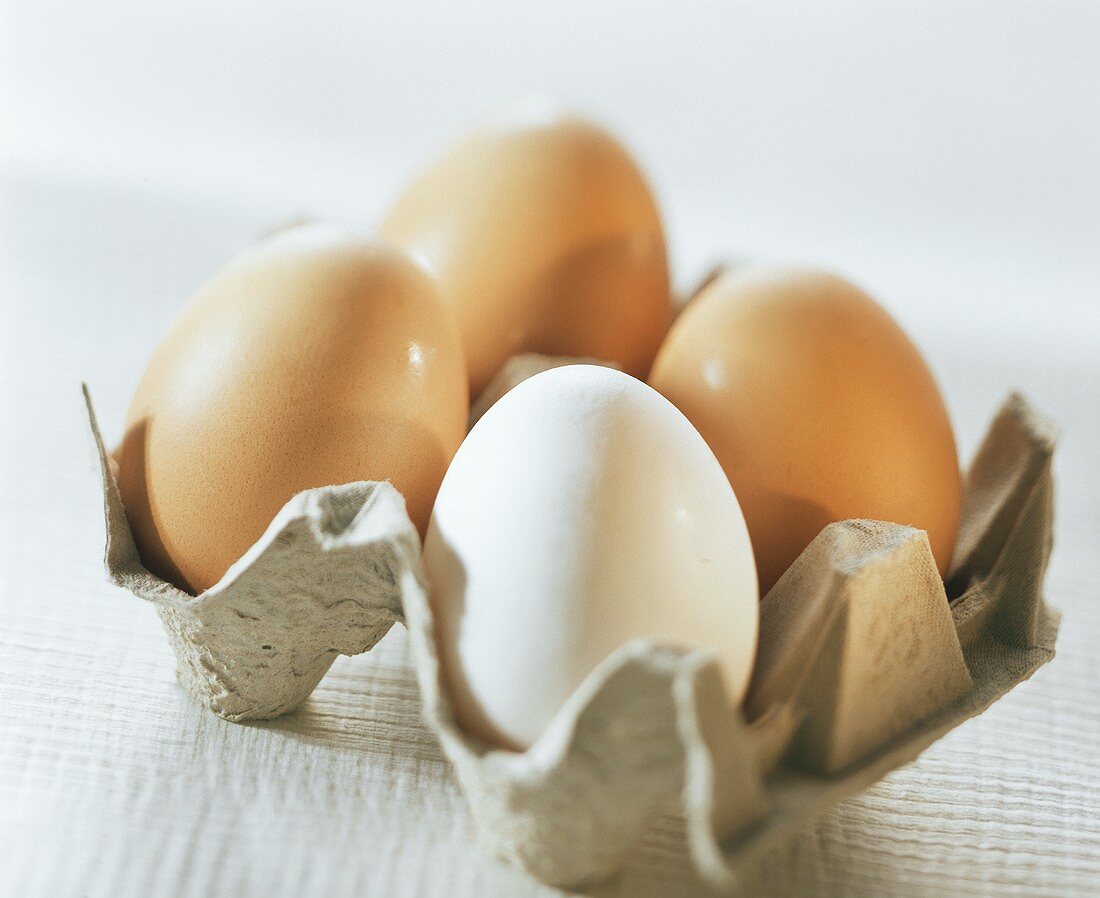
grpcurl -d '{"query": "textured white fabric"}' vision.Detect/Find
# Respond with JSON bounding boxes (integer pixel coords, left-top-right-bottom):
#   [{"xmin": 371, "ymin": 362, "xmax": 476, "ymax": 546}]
[{"xmin": 1, "ymin": 175, "xmax": 1098, "ymax": 897}]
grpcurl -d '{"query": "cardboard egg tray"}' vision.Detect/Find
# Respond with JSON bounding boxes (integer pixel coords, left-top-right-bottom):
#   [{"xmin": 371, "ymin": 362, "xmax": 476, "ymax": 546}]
[{"xmin": 84, "ymin": 366, "xmax": 1058, "ymax": 891}]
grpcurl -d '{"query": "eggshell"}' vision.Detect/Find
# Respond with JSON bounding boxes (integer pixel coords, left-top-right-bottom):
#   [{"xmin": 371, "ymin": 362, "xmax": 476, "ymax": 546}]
[
  {"xmin": 380, "ymin": 108, "xmax": 671, "ymax": 395},
  {"xmin": 649, "ymin": 267, "xmax": 962, "ymax": 594},
  {"xmin": 117, "ymin": 226, "xmax": 468, "ymax": 594},
  {"xmin": 423, "ymin": 364, "xmax": 759, "ymax": 750}
]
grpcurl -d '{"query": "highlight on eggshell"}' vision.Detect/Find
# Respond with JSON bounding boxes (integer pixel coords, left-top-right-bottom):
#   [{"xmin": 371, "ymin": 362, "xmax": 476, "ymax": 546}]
[
  {"xmin": 116, "ymin": 225, "xmax": 469, "ymax": 594},
  {"xmin": 422, "ymin": 364, "xmax": 760, "ymax": 751},
  {"xmin": 380, "ymin": 104, "xmax": 672, "ymax": 397},
  {"xmin": 649, "ymin": 266, "xmax": 962, "ymax": 595}
]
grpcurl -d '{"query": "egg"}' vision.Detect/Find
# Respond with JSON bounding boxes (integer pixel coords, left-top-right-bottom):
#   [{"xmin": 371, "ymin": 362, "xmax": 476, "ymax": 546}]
[
  {"xmin": 649, "ymin": 267, "xmax": 961, "ymax": 594},
  {"xmin": 423, "ymin": 365, "xmax": 759, "ymax": 750},
  {"xmin": 380, "ymin": 107, "xmax": 671, "ymax": 396},
  {"xmin": 117, "ymin": 226, "xmax": 468, "ymax": 594}
]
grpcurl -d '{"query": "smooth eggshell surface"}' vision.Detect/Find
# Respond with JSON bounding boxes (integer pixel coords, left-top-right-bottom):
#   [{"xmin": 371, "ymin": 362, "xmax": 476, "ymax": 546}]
[
  {"xmin": 649, "ymin": 267, "xmax": 962, "ymax": 594},
  {"xmin": 423, "ymin": 365, "xmax": 759, "ymax": 750},
  {"xmin": 380, "ymin": 109, "xmax": 671, "ymax": 396},
  {"xmin": 117, "ymin": 226, "xmax": 468, "ymax": 594}
]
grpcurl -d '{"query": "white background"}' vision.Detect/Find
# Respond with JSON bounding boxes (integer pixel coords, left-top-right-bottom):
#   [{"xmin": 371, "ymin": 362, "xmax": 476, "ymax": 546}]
[
  {"xmin": 2, "ymin": 2, "xmax": 1099, "ymax": 896},
  {"xmin": 5, "ymin": 0, "xmax": 1099, "ymax": 334}
]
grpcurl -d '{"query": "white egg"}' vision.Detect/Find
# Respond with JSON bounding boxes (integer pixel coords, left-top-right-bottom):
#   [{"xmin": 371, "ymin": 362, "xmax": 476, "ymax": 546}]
[{"xmin": 423, "ymin": 364, "xmax": 759, "ymax": 750}]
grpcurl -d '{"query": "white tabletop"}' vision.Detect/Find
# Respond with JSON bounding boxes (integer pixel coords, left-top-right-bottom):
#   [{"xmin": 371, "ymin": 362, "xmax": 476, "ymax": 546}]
[
  {"xmin": 2, "ymin": 167, "xmax": 1098, "ymax": 898},
  {"xmin": 3, "ymin": 2, "xmax": 1099, "ymax": 893}
]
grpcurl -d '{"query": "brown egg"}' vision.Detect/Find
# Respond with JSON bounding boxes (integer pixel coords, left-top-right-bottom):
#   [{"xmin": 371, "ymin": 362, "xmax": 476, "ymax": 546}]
[
  {"xmin": 117, "ymin": 226, "xmax": 469, "ymax": 594},
  {"xmin": 649, "ymin": 267, "xmax": 961, "ymax": 594},
  {"xmin": 380, "ymin": 109, "xmax": 671, "ymax": 396}
]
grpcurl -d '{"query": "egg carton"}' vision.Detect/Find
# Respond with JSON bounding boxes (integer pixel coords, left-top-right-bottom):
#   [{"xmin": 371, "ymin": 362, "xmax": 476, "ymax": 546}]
[
  {"xmin": 85, "ymin": 371, "xmax": 1058, "ymax": 891},
  {"xmin": 85, "ymin": 385, "xmax": 417, "ymax": 720}
]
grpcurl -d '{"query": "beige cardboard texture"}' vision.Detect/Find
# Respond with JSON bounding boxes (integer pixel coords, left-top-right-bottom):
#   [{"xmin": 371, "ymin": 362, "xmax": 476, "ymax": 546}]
[
  {"xmin": 88, "ymin": 376, "xmax": 1057, "ymax": 891},
  {"xmin": 86, "ymin": 385, "xmax": 412, "ymax": 721},
  {"xmin": 749, "ymin": 522, "xmax": 973, "ymax": 774},
  {"xmin": 406, "ymin": 388, "xmax": 1057, "ymax": 890}
]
